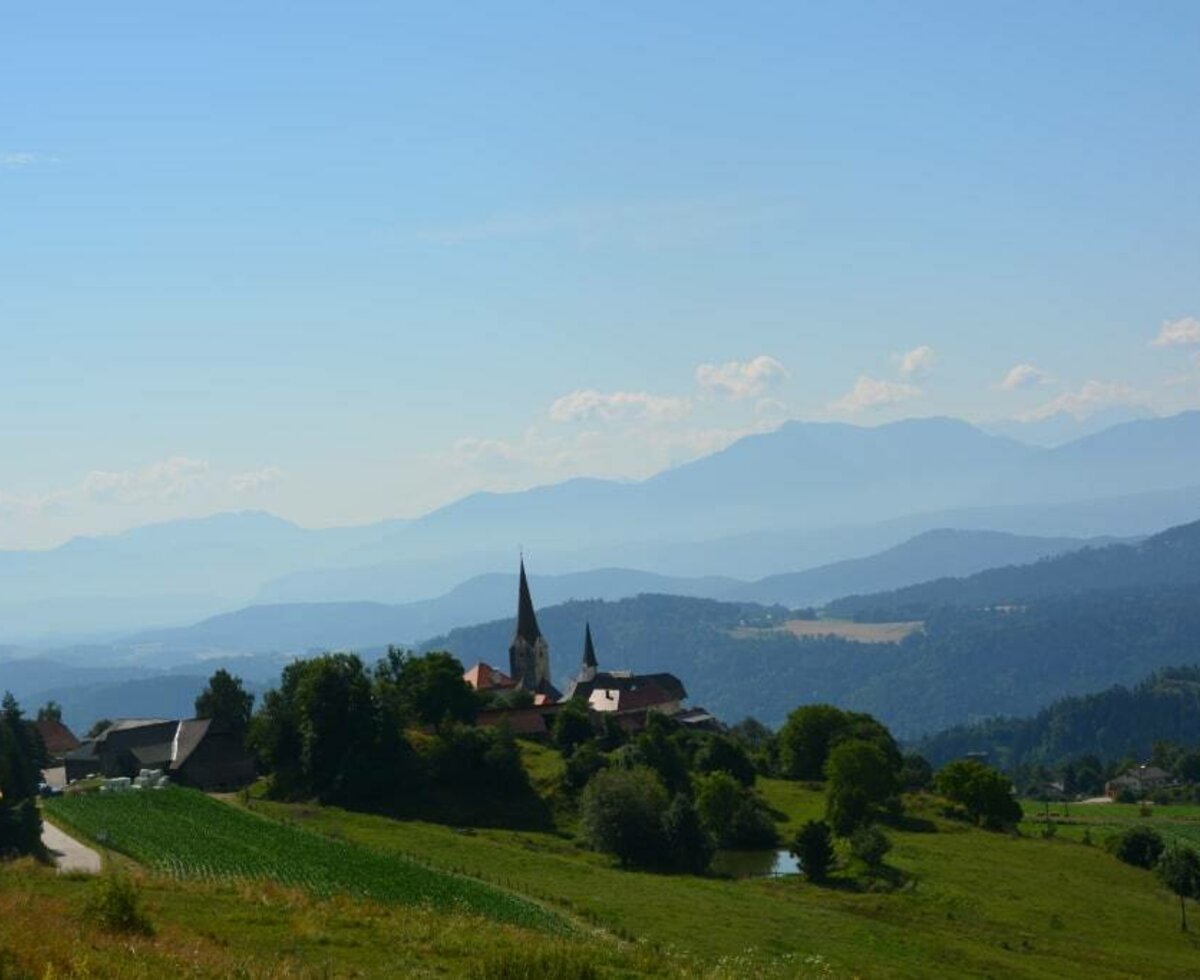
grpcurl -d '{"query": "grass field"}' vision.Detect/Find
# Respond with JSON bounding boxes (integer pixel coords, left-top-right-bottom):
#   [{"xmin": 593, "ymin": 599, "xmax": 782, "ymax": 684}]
[
  {"xmin": 233, "ymin": 778, "xmax": 1200, "ymax": 978},
  {"xmin": 1022, "ymin": 797, "xmax": 1200, "ymax": 848},
  {"xmin": 44, "ymin": 787, "xmax": 566, "ymax": 934},
  {"xmin": 732, "ymin": 618, "xmax": 922, "ymax": 644}
]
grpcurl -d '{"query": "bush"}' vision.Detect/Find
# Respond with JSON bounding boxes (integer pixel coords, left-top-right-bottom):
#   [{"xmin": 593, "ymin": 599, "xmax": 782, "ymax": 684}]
[
  {"xmin": 849, "ymin": 825, "xmax": 892, "ymax": 871},
  {"xmin": 552, "ymin": 700, "xmax": 594, "ymax": 757},
  {"xmin": 790, "ymin": 820, "xmax": 835, "ymax": 883},
  {"xmin": 85, "ymin": 873, "xmax": 154, "ymax": 936},
  {"xmin": 562, "ymin": 740, "xmax": 607, "ymax": 792},
  {"xmin": 579, "ymin": 767, "xmax": 669, "ymax": 868},
  {"xmin": 693, "ymin": 735, "xmax": 756, "ymax": 787},
  {"xmin": 935, "ymin": 759, "xmax": 1023, "ymax": 830},
  {"xmin": 1106, "ymin": 826, "xmax": 1165, "ymax": 869},
  {"xmin": 662, "ymin": 793, "xmax": 714, "ymax": 874},
  {"xmin": 694, "ymin": 771, "xmax": 777, "ymax": 848}
]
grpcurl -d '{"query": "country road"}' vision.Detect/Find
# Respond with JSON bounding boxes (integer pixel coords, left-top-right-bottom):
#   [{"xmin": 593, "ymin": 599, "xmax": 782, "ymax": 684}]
[{"xmin": 42, "ymin": 820, "xmax": 102, "ymax": 874}]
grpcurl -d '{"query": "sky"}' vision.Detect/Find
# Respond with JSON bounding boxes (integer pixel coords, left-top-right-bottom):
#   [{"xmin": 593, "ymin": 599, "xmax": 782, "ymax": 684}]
[{"xmin": 2, "ymin": 1, "xmax": 1199, "ymax": 549}]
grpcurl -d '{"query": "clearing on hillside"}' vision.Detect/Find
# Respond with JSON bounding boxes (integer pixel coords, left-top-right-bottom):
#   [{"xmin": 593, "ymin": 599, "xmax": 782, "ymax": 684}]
[
  {"xmin": 45, "ymin": 788, "xmax": 566, "ymax": 933},
  {"xmin": 733, "ymin": 618, "xmax": 922, "ymax": 644}
]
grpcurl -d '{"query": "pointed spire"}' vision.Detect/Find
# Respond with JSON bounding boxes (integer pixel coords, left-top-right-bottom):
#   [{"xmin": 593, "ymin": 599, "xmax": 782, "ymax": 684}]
[
  {"xmin": 513, "ymin": 558, "xmax": 543, "ymax": 646},
  {"xmin": 582, "ymin": 622, "xmax": 598, "ymax": 669}
]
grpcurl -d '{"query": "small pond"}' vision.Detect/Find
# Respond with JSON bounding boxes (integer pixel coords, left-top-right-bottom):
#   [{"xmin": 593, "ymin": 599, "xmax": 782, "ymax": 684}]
[{"xmin": 710, "ymin": 848, "xmax": 801, "ymax": 878}]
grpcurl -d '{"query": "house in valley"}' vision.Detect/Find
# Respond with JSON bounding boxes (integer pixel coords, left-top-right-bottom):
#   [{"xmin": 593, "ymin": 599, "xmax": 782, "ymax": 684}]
[{"xmin": 1105, "ymin": 764, "xmax": 1173, "ymax": 800}]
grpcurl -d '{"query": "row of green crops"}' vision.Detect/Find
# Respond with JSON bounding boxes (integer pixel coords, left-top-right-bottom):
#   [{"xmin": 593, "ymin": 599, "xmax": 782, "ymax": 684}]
[{"xmin": 45, "ymin": 788, "xmax": 568, "ymax": 933}]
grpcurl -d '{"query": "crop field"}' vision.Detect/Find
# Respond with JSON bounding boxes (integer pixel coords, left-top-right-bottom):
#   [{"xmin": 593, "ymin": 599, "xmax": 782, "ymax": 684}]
[
  {"xmin": 732, "ymin": 618, "xmax": 922, "ymax": 644},
  {"xmin": 44, "ymin": 787, "xmax": 567, "ymax": 933}
]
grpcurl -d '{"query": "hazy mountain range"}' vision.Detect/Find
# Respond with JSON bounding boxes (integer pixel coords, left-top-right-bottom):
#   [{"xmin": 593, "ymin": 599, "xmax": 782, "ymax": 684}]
[{"xmin": 3, "ymin": 411, "xmax": 1200, "ymax": 646}]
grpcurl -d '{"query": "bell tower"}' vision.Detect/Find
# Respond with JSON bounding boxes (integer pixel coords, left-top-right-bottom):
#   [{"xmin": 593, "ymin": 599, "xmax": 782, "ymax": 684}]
[{"xmin": 508, "ymin": 559, "xmax": 551, "ymax": 692}]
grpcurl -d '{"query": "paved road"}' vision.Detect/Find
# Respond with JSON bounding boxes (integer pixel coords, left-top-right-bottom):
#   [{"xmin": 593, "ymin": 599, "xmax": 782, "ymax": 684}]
[{"xmin": 42, "ymin": 820, "xmax": 102, "ymax": 874}]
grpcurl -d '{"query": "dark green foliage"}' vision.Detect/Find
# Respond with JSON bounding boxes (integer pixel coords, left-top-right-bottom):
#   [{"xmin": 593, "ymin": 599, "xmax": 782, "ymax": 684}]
[
  {"xmin": 86, "ymin": 718, "xmax": 113, "ymax": 738},
  {"xmin": 778, "ymin": 705, "xmax": 900, "ymax": 781},
  {"xmin": 194, "ymin": 669, "xmax": 255, "ymax": 738},
  {"xmin": 850, "ymin": 825, "xmax": 892, "ymax": 871},
  {"xmin": 551, "ymin": 699, "xmax": 594, "ymax": 757},
  {"xmin": 920, "ymin": 667, "xmax": 1200, "ymax": 771},
  {"xmin": 579, "ymin": 767, "xmax": 669, "ymax": 868},
  {"xmin": 376, "ymin": 647, "xmax": 478, "ymax": 727},
  {"xmin": 825, "ymin": 739, "xmax": 900, "ymax": 836},
  {"xmin": 662, "ymin": 793, "xmax": 714, "ymax": 874},
  {"xmin": 935, "ymin": 760, "xmax": 1022, "ymax": 830},
  {"xmin": 628, "ymin": 713, "xmax": 691, "ymax": 797},
  {"xmin": 86, "ymin": 873, "xmax": 154, "ymax": 935},
  {"xmin": 790, "ymin": 820, "xmax": 834, "ymax": 883},
  {"xmin": 0, "ymin": 693, "xmax": 43, "ymax": 859},
  {"xmin": 563, "ymin": 740, "xmax": 607, "ymax": 792},
  {"xmin": 693, "ymin": 735, "xmax": 756, "ymax": 787},
  {"xmin": 1106, "ymin": 826, "xmax": 1165, "ymax": 869},
  {"xmin": 1156, "ymin": 846, "xmax": 1200, "ymax": 931},
  {"xmin": 36, "ymin": 702, "xmax": 62, "ymax": 723},
  {"xmin": 900, "ymin": 753, "xmax": 933, "ymax": 791}
]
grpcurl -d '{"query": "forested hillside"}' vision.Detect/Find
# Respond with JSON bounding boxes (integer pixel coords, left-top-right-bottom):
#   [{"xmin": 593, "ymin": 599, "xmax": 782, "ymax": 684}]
[
  {"xmin": 918, "ymin": 667, "xmax": 1200, "ymax": 769},
  {"xmin": 424, "ymin": 589, "xmax": 1200, "ymax": 738},
  {"xmin": 829, "ymin": 516, "xmax": 1200, "ymax": 620}
]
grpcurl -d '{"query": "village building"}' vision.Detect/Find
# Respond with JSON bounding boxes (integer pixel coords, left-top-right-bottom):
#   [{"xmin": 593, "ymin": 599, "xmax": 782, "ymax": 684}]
[
  {"xmin": 1105, "ymin": 764, "xmax": 1173, "ymax": 800},
  {"xmin": 63, "ymin": 717, "xmax": 255, "ymax": 791},
  {"xmin": 32, "ymin": 717, "xmax": 81, "ymax": 765},
  {"xmin": 463, "ymin": 563, "xmax": 701, "ymax": 734}
]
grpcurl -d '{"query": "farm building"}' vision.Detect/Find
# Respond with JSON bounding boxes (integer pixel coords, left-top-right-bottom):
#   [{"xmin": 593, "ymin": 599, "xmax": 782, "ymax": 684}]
[
  {"xmin": 62, "ymin": 717, "xmax": 254, "ymax": 790},
  {"xmin": 1105, "ymin": 765, "xmax": 1173, "ymax": 800},
  {"xmin": 32, "ymin": 718, "xmax": 81, "ymax": 764}
]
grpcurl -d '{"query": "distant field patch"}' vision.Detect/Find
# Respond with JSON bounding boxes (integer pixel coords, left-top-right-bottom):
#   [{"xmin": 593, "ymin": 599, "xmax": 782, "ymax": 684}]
[
  {"xmin": 45, "ymin": 788, "xmax": 566, "ymax": 933},
  {"xmin": 733, "ymin": 618, "xmax": 922, "ymax": 644}
]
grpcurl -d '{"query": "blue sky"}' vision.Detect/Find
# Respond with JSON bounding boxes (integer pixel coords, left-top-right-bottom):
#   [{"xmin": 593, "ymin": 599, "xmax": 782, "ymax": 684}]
[{"xmin": 2, "ymin": 1, "xmax": 1199, "ymax": 548}]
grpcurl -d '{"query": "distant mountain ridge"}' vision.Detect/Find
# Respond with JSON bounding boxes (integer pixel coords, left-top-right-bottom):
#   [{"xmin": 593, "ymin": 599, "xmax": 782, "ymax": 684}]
[
  {"xmin": 829, "ymin": 516, "xmax": 1200, "ymax": 619},
  {"xmin": 6, "ymin": 411, "xmax": 1200, "ymax": 639},
  {"xmin": 121, "ymin": 528, "xmax": 1102, "ymax": 656}
]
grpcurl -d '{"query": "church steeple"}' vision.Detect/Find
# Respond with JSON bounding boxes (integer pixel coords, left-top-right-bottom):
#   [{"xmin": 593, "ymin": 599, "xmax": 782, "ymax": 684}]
[
  {"xmin": 509, "ymin": 558, "xmax": 551, "ymax": 693},
  {"xmin": 578, "ymin": 622, "xmax": 598, "ymax": 684},
  {"xmin": 513, "ymin": 559, "xmax": 543, "ymax": 647}
]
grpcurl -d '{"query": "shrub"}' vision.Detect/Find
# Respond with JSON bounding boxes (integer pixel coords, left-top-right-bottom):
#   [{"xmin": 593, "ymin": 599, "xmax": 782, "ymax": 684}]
[
  {"xmin": 693, "ymin": 735, "xmax": 756, "ymax": 787},
  {"xmin": 551, "ymin": 700, "xmax": 594, "ymax": 757},
  {"xmin": 849, "ymin": 825, "xmax": 892, "ymax": 871},
  {"xmin": 562, "ymin": 740, "xmax": 607, "ymax": 792},
  {"xmin": 790, "ymin": 820, "xmax": 835, "ymax": 883},
  {"xmin": 662, "ymin": 793, "xmax": 714, "ymax": 874},
  {"xmin": 694, "ymin": 771, "xmax": 777, "ymax": 848},
  {"xmin": 85, "ymin": 873, "xmax": 154, "ymax": 936},
  {"xmin": 1106, "ymin": 826, "xmax": 1165, "ymax": 869}
]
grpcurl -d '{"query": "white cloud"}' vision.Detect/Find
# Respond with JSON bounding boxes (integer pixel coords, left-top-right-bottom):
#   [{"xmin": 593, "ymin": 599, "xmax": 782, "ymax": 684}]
[
  {"xmin": 827, "ymin": 375, "xmax": 921, "ymax": 415},
  {"xmin": 549, "ymin": 389, "xmax": 692, "ymax": 423},
  {"xmin": 998, "ymin": 363, "xmax": 1051, "ymax": 391},
  {"xmin": 1151, "ymin": 317, "xmax": 1200, "ymax": 348},
  {"xmin": 80, "ymin": 457, "xmax": 209, "ymax": 504},
  {"xmin": 1021, "ymin": 380, "xmax": 1146, "ymax": 421},
  {"xmin": 896, "ymin": 345, "xmax": 936, "ymax": 378},
  {"xmin": 229, "ymin": 466, "xmax": 285, "ymax": 494},
  {"xmin": 1, "ymin": 152, "xmax": 59, "ymax": 169},
  {"xmin": 695, "ymin": 355, "xmax": 789, "ymax": 400}
]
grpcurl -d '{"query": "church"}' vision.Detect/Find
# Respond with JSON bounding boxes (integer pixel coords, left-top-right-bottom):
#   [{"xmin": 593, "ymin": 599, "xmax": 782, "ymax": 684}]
[{"xmin": 463, "ymin": 560, "xmax": 704, "ymax": 732}]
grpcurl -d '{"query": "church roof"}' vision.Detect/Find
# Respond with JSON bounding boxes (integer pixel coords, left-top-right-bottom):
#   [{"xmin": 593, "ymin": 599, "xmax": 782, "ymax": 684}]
[{"xmin": 512, "ymin": 559, "xmax": 543, "ymax": 647}]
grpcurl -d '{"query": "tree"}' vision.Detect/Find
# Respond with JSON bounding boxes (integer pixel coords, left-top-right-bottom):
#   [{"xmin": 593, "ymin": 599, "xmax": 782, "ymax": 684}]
[
  {"xmin": 86, "ymin": 719, "xmax": 113, "ymax": 738},
  {"xmin": 777, "ymin": 705, "xmax": 900, "ymax": 781},
  {"xmin": 693, "ymin": 735, "xmax": 756, "ymax": 787},
  {"xmin": 662, "ymin": 793, "xmax": 714, "ymax": 874},
  {"xmin": 579, "ymin": 767, "xmax": 669, "ymax": 868},
  {"xmin": 195, "ymin": 670, "xmax": 255, "ymax": 739},
  {"xmin": 900, "ymin": 753, "xmax": 933, "ymax": 792},
  {"xmin": 630, "ymin": 713, "xmax": 691, "ymax": 797},
  {"xmin": 1156, "ymin": 846, "xmax": 1200, "ymax": 931},
  {"xmin": 551, "ymin": 699, "xmax": 594, "ymax": 757},
  {"xmin": 1106, "ymin": 826, "xmax": 1165, "ymax": 870},
  {"xmin": 36, "ymin": 702, "xmax": 62, "ymax": 724},
  {"xmin": 935, "ymin": 759, "xmax": 1023, "ymax": 830},
  {"xmin": 375, "ymin": 648, "xmax": 477, "ymax": 727},
  {"xmin": 695, "ymin": 771, "xmax": 745, "ymax": 846},
  {"xmin": 790, "ymin": 820, "xmax": 835, "ymax": 883},
  {"xmin": 0, "ymin": 692, "xmax": 43, "ymax": 858},
  {"xmin": 825, "ymin": 739, "xmax": 899, "ymax": 836}
]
